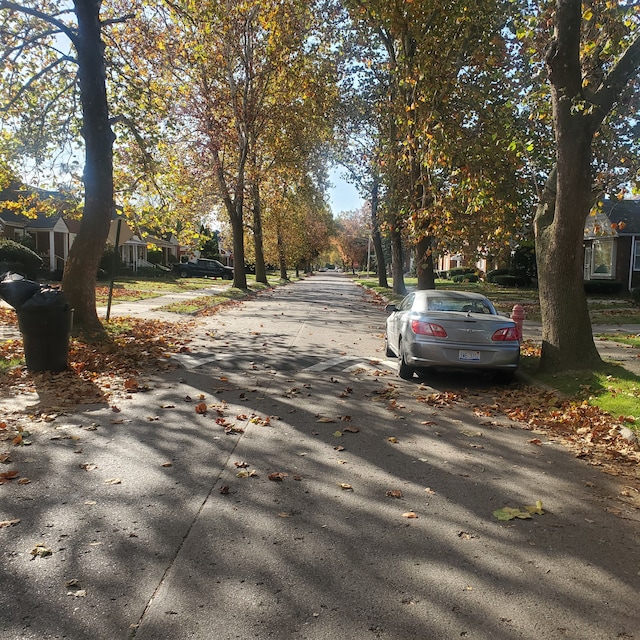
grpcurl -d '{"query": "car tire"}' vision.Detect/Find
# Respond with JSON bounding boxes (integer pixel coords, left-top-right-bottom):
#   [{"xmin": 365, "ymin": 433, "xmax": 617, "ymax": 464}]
[
  {"xmin": 179, "ymin": 270, "xmax": 189, "ymax": 278},
  {"xmin": 385, "ymin": 334, "xmax": 395, "ymax": 357},
  {"xmin": 397, "ymin": 339, "xmax": 414, "ymax": 380}
]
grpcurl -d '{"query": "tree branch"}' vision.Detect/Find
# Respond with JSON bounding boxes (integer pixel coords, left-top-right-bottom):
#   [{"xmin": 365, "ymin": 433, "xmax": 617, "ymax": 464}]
[
  {"xmin": 0, "ymin": 0, "xmax": 79, "ymax": 47},
  {"xmin": 591, "ymin": 33, "xmax": 640, "ymax": 130},
  {"xmin": 1, "ymin": 55, "xmax": 76, "ymax": 112}
]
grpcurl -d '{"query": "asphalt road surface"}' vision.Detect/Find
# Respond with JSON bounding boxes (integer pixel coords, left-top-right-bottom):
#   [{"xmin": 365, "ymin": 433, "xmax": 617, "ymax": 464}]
[{"xmin": 1, "ymin": 273, "xmax": 638, "ymax": 640}]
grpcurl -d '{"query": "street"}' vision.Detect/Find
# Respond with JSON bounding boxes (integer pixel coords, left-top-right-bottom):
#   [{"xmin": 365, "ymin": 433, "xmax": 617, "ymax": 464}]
[{"xmin": 1, "ymin": 274, "xmax": 639, "ymax": 640}]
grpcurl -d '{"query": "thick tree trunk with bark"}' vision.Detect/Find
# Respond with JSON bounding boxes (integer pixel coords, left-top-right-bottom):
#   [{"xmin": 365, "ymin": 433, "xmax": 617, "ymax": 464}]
[
  {"xmin": 251, "ymin": 182, "xmax": 267, "ymax": 285},
  {"xmin": 229, "ymin": 202, "xmax": 247, "ymax": 290},
  {"xmin": 389, "ymin": 224, "xmax": 406, "ymax": 296},
  {"xmin": 62, "ymin": 0, "xmax": 113, "ymax": 331},
  {"xmin": 535, "ymin": 172, "xmax": 601, "ymax": 371},
  {"xmin": 276, "ymin": 226, "xmax": 288, "ymax": 281},
  {"xmin": 415, "ymin": 235, "xmax": 435, "ymax": 290},
  {"xmin": 370, "ymin": 178, "xmax": 388, "ymax": 288},
  {"xmin": 535, "ymin": 0, "xmax": 640, "ymax": 372}
]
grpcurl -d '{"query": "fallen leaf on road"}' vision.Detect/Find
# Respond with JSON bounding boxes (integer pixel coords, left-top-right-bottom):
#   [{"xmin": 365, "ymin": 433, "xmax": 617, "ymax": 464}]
[
  {"xmin": 402, "ymin": 511, "xmax": 418, "ymax": 518},
  {"xmin": 317, "ymin": 417, "xmax": 335, "ymax": 423},
  {"xmin": 333, "ymin": 430, "xmax": 343, "ymax": 437},
  {"xmin": 104, "ymin": 478, "xmax": 122, "ymax": 485},
  {"xmin": 30, "ymin": 543, "xmax": 52, "ymax": 558},
  {"xmin": 339, "ymin": 483, "xmax": 353, "ymax": 490},
  {"xmin": 524, "ymin": 500, "xmax": 545, "ymax": 515},
  {"xmin": 387, "ymin": 436, "xmax": 399, "ymax": 443},
  {"xmin": 493, "ymin": 507, "xmax": 532, "ymax": 521},
  {"xmin": 0, "ymin": 519, "xmax": 20, "ymax": 528},
  {"xmin": 528, "ymin": 438, "xmax": 543, "ymax": 445},
  {"xmin": 236, "ymin": 469, "xmax": 257, "ymax": 478},
  {"xmin": 195, "ymin": 402, "xmax": 208, "ymax": 414},
  {"xmin": 124, "ymin": 378, "xmax": 139, "ymax": 391},
  {"xmin": 269, "ymin": 472, "xmax": 288, "ymax": 481},
  {"xmin": 343, "ymin": 426, "xmax": 360, "ymax": 433},
  {"xmin": 386, "ymin": 490, "xmax": 403, "ymax": 499},
  {"xmin": 424, "ymin": 487, "xmax": 436, "ymax": 495}
]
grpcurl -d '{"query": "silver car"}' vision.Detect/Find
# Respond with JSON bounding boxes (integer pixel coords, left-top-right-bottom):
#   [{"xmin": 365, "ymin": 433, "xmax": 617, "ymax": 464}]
[{"xmin": 385, "ymin": 290, "xmax": 520, "ymax": 382}]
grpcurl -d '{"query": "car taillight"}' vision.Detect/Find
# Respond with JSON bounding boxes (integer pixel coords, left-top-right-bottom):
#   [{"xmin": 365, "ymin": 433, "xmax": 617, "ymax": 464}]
[
  {"xmin": 492, "ymin": 326, "xmax": 521, "ymax": 341},
  {"xmin": 411, "ymin": 320, "xmax": 447, "ymax": 337}
]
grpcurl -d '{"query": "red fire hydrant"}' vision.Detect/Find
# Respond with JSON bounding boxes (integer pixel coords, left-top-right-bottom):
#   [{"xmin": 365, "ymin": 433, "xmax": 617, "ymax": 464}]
[{"xmin": 511, "ymin": 304, "xmax": 525, "ymax": 338}]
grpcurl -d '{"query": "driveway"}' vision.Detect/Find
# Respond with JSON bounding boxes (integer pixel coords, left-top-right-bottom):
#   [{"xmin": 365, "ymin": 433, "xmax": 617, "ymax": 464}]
[{"xmin": 0, "ymin": 274, "xmax": 638, "ymax": 640}]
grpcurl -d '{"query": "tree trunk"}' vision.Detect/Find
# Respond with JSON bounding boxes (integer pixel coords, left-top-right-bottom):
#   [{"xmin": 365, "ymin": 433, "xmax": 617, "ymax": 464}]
[
  {"xmin": 62, "ymin": 0, "xmax": 113, "ymax": 331},
  {"xmin": 415, "ymin": 235, "xmax": 435, "ymax": 290},
  {"xmin": 534, "ymin": 2, "xmax": 640, "ymax": 372},
  {"xmin": 370, "ymin": 178, "xmax": 388, "ymax": 288},
  {"xmin": 229, "ymin": 201, "xmax": 247, "ymax": 290},
  {"xmin": 389, "ymin": 224, "xmax": 406, "ymax": 296},
  {"xmin": 251, "ymin": 182, "xmax": 267, "ymax": 285},
  {"xmin": 535, "ymin": 171, "xmax": 601, "ymax": 371},
  {"xmin": 535, "ymin": 0, "xmax": 603, "ymax": 371},
  {"xmin": 277, "ymin": 225, "xmax": 288, "ymax": 281}
]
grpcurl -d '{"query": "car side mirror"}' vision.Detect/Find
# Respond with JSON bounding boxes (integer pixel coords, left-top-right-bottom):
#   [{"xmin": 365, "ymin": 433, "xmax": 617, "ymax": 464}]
[{"xmin": 385, "ymin": 304, "xmax": 397, "ymax": 313}]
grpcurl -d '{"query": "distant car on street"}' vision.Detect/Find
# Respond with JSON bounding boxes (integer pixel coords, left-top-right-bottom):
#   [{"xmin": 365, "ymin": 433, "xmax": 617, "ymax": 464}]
[
  {"xmin": 173, "ymin": 259, "xmax": 234, "ymax": 279},
  {"xmin": 385, "ymin": 290, "xmax": 520, "ymax": 382}
]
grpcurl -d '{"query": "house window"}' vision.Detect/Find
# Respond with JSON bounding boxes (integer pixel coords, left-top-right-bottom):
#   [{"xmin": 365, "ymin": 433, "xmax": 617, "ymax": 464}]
[
  {"xmin": 591, "ymin": 238, "xmax": 615, "ymax": 278},
  {"xmin": 634, "ymin": 238, "xmax": 640, "ymax": 271}
]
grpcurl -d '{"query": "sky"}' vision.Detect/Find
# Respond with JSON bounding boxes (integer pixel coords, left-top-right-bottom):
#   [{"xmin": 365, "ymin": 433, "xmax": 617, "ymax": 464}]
[{"xmin": 328, "ymin": 167, "xmax": 363, "ymax": 215}]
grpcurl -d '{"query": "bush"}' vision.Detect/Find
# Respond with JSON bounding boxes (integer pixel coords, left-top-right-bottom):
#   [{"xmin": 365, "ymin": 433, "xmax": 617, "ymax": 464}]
[
  {"xmin": 147, "ymin": 248, "xmax": 163, "ymax": 265},
  {"xmin": 0, "ymin": 239, "xmax": 43, "ymax": 279},
  {"xmin": 447, "ymin": 267, "xmax": 476, "ymax": 279},
  {"xmin": 486, "ymin": 268, "xmax": 510, "ymax": 283},
  {"xmin": 99, "ymin": 244, "xmax": 121, "ymax": 273},
  {"xmin": 511, "ymin": 241, "xmax": 537, "ymax": 278},
  {"xmin": 583, "ymin": 280, "xmax": 623, "ymax": 295},
  {"xmin": 493, "ymin": 274, "xmax": 531, "ymax": 287},
  {"xmin": 452, "ymin": 273, "xmax": 479, "ymax": 283}
]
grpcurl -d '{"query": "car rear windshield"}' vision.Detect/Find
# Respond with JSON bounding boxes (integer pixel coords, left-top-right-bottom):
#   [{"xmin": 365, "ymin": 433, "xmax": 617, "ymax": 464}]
[{"xmin": 425, "ymin": 297, "xmax": 494, "ymax": 314}]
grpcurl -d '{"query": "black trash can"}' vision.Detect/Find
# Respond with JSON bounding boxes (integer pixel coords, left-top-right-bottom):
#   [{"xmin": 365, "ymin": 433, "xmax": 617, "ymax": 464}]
[
  {"xmin": 17, "ymin": 289, "xmax": 73, "ymax": 373},
  {"xmin": 0, "ymin": 274, "xmax": 73, "ymax": 373}
]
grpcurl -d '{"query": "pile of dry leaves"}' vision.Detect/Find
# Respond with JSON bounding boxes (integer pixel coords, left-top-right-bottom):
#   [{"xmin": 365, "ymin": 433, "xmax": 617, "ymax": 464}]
[
  {"xmin": 0, "ymin": 316, "xmax": 193, "ymax": 406},
  {"xmin": 474, "ymin": 386, "xmax": 640, "ymax": 483}
]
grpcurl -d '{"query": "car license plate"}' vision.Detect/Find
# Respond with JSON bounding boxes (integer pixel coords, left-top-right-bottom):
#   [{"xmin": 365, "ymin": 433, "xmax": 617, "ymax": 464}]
[{"xmin": 459, "ymin": 350, "xmax": 480, "ymax": 361}]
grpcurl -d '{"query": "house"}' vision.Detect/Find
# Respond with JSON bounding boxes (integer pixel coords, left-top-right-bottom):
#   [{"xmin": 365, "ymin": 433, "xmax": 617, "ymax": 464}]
[
  {"xmin": 0, "ymin": 210, "xmax": 72, "ymax": 272},
  {"xmin": 583, "ymin": 199, "xmax": 640, "ymax": 292},
  {"xmin": 2, "ymin": 189, "xmax": 180, "ymax": 273}
]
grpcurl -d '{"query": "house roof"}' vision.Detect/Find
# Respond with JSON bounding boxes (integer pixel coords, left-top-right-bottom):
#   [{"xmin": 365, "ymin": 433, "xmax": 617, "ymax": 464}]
[{"xmin": 584, "ymin": 199, "xmax": 640, "ymax": 238}]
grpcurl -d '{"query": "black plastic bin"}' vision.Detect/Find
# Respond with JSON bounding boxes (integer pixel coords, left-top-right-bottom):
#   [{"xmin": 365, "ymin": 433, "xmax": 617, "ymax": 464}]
[{"xmin": 0, "ymin": 275, "xmax": 73, "ymax": 372}]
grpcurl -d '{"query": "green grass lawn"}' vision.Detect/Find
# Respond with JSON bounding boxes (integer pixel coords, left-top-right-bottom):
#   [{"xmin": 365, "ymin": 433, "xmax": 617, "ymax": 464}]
[{"xmin": 97, "ymin": 272, "xmax": 297, "ymax": 306}]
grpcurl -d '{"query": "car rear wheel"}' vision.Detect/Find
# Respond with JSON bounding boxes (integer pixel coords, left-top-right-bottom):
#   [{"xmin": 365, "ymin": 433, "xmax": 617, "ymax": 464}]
[
  {"xmin": 397, "ymin": 339, "xmax": 414, "ymax": 380},
  {"xmin": 179, "ymin": 270, "xmax": 189, "ymax": 278}
]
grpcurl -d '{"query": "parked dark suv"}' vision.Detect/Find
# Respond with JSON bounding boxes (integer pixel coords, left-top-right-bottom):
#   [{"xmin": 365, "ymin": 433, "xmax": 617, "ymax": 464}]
[{"xmin": 173, "ymin": 259, "xmax": 234, "ymax": 279}]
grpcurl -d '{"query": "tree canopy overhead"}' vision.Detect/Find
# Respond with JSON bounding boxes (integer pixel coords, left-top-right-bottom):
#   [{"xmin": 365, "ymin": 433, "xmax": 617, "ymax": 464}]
[{"xmin": 0, "ymin": 0, "xmax": 638, "ymax": 372}]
